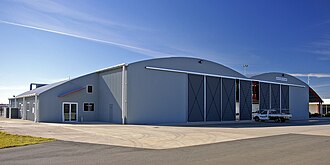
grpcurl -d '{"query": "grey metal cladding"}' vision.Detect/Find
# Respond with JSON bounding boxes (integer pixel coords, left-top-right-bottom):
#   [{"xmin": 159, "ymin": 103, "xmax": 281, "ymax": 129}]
[
  {"xmin": 188, "ymin": 74, "xmax": 204, "ymax": 122},
  {"xmin": 281, "ymin": 85, "xmax": 289, "ymax": 110},
  {"xmin": 206, "ymin": 76, "xmax": 221, "ymax": 122},
  {"xmin": 25, "ymin": 97, "xmax": 35, "ymax": 121},
  {"xmin": 38, "ymin": 73, "xmax": 99, "ymax": 122},
  {"xmin": 98, "ymin": 68, "xmax": 123, "ymax": 123},
  {"xmin": 240, "ymin": 80, "xmax": 252, "ymax": 120},
  {"xmin": 289, "ymin": 86, "xmax": 309, "ymax": 120},
  {"xmin": 271, "ymin": 84, "xmax": 280, "ymax": 111},
  {"xmin": 222, "ymin": 78, "xmax": 236, "ymax": 121},
  {"xmin": 260, "ymin": 83, "xmax": 270, "ymax": 110}
]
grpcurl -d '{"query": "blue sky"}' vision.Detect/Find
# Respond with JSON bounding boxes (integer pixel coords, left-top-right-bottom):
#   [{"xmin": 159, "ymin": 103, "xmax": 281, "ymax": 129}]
[{"xmin": 1, "ymin": 0, "xmax": 330, "ymax": 103}]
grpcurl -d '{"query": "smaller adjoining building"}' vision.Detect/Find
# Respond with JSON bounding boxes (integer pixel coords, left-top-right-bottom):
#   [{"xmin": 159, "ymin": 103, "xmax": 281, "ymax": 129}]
[
  {"xmin": 0, "ymin": 104, "xmax": 8, "ymax": 117},
  {"xmin": 310, "ymin": 98, "xmax": 329, "ymax": 115}
]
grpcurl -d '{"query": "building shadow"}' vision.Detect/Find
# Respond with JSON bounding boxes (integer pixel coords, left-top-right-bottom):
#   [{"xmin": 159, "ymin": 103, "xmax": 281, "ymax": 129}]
[{"xmin": 167, "ymin": 118, "xmax": 330, "ymax": 128}]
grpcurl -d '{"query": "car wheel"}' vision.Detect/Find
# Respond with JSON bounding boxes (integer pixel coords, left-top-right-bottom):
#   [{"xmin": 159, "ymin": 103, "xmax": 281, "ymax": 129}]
[
  {"xmin": 275, "ymin": 118, "xmax": 280, "ymax": 123},
  {"xmin": 254, "ymin": 117, "xmax": 260, "ymax": 122}
]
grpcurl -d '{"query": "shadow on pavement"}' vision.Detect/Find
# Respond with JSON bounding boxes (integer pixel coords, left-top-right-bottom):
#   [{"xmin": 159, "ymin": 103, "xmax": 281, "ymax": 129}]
[{"xmin": 169, "ymin": 118, "xmax": 330, "ymax": 128}]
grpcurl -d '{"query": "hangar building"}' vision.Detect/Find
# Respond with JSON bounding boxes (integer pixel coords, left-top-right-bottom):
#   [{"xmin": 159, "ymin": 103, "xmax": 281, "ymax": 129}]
[{"xmin": 8, "ymin": 57, "xmax": 314, "ymax": 124}]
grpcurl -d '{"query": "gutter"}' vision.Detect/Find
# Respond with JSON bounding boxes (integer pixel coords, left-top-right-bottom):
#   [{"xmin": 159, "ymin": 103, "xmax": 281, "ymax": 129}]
[{"xmin": 9, "ymin": 93, "xmax": 37, "ymax": 100}]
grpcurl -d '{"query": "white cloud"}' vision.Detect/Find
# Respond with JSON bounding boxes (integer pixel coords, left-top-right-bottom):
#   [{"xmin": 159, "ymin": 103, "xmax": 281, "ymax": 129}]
[
  {"xmin": 0, "ymin": 0, "xmax": 184, "ymax": 58},
  {"xmin": 304, "ymin": 34, "xmax": 330, "ymax": 60},
  {"xmin": 0, "ymin": 20, "xmax": 173, "ymax": 57},
  {"xmin": 312, "ymin": 84, "xmax": 330, "ymax": 88},
  {"xmin": 13, "ymin": 0, "xmax": 140, "ymax": 30},
  {"xmin": 290, "ymin": 73, "xmax": 330, "ymax": 78}
]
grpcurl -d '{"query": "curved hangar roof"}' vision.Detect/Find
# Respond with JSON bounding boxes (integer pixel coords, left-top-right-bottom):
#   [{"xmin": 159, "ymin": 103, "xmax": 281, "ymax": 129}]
[
  {"xmin": 251, "ymin": 72, "xmax": 323, "ymax": 103},
  {"xmin": 251, "ymin": 72, "xmax": 307, "ymax": 87},
  {"xmin": 129, "ymin": 57, "xmax": 247, "ymax": 79},
  {"xmin": 10, "ymin": 57, "xmax": 322, "ymax": 103}
]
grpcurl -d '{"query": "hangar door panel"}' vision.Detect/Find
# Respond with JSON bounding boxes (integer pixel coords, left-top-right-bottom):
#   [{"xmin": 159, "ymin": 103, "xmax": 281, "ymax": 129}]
[
  {"xmin": 240, "ymin": 80, "xmax": 252, "ymax": 120},
  {"xmin": 188, "ymin": 74, "xmax": 204, "ymax": 122},
  {"xmin": 222, "ymin": 78, "xmax": 236, "ymax": 121},
  {"xmin": 271, "ymin": 84, "xmax": 280, "ymax": 111},
  {"xmin": 206, "ymin": 77, "xmax": 221, "ymax": 121},
  {"xmin": 281, "ymin": 85, "xmax": 289, "ymax": 113},
  {"xmin": 259, "ymin": 83, "xmax": 270, "ymax": 110}
]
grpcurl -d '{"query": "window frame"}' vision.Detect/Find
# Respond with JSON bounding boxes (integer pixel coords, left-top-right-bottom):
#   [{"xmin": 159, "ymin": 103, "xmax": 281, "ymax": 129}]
[
  {"xmin": 26, "ymin": 102, "xmax": 30, "ymax": 112},
  {"xmin": 83, "ymin": 102, "xmax": 95, "ymax": 112},
  {"xmin": 86, "ymin": 85, "xmax": 93, "ymax": 94}
]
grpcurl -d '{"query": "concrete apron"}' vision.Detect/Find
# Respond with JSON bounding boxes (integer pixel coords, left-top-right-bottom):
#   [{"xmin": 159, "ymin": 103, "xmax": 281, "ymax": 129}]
[{"xmin": 1, "ymin": 118, "xmax": 330, "ymax": 150}]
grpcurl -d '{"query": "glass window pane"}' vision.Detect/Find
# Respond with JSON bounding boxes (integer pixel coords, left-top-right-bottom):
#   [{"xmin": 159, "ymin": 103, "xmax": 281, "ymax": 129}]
[
  {"xmin": 64, "ymin": 104, "xmax": 70, "ymax": 121},
  {"xmin": 87, "ymin": 86, "xmax": 93, "ymax": 93},
  {"xmin": 90, "ymin": 103, "xmax": 94, "ymax": 111},
  {"xmin": 71, "ymin": 112, "xmax": 76, "ymax": 121},
  {"xmin": 64, "ymin": 104, "xmax": 70, "ymax": 113},
  {"xmin": 71, "ymin": 104, "xmax": 77, "ymax": 113},
  {"xmin": 71, "ymin": 104, "xmax": 77, "ymax": 121},
  {"xmin": 84, "ymin": 103, "xmax": 88, "ymax": 111}
]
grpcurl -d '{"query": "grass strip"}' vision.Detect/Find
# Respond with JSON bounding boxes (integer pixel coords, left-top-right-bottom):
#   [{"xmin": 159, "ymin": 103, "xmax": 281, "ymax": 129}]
[{"xmin": 0, "ymin": 131, "xmax": 54, "ymax": 149}]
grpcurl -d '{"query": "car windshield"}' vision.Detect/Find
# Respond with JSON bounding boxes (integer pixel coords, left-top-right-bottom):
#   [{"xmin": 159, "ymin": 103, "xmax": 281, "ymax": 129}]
[{"xmin": 261, "ymin": 111, "xmax": 268, "ymax": 114}]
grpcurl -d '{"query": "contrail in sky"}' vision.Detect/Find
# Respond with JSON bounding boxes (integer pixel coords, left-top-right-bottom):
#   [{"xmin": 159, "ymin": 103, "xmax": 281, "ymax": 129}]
[
  {"xmin": 290, "ymin": 73, "xmax": 330, "ymax": 78},
  {"xmin": 0, "ymin": 20, "xmax": 169, "ymax": 57}
]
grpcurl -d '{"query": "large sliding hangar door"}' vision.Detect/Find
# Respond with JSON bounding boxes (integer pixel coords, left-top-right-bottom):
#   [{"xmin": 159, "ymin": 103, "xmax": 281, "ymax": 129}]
[
  {"xmin": 260, "ymin": 83, "xmax": 270, "ymax": 110},
  {"xmin": 259, "ymin": 82, "xmax": 289, "ymax": 113},
  {"xmin": 281, "ymin": 85, "xmax": 289, "ymax": 113},
  {"xmin": 222, "ymin": 78, "xmax": 236, "ymax": 121},
  {"xmin": 271, "ymin": 84, "xmax": 280, "ymax": 111},
  {"xmin": 206, "ymin": 77, "xmax": 221, "ymax": 121},
  {"xmin": 188, "ymin": 75, "xmax": 204, "ymax": 122},
  {"xmin": 239, "ymin": 80, "xmax": 252, "ymax": 120},
  {"xmin": 188, "ymin": 75, "xmax": 252, "ymax": 122}
]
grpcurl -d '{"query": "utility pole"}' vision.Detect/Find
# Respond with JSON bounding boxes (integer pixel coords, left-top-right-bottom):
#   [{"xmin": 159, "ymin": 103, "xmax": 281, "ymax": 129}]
[
  {"xmin": 243, "ymin": 64, "xmax": 248, "ymax": 76},
  {"xmin": 307, "ymin": 74, "xmax": 310, "ymax": 85}
]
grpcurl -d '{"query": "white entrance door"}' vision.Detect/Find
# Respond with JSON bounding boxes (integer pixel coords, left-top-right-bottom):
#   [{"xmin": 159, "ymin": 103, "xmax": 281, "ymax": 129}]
[{"xmin": 62, "ymin": 102, "xmax": 78, "ymax": 122}]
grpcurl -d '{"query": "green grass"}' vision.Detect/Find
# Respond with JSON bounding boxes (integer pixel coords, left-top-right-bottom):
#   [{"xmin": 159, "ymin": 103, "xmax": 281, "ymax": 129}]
[{"xmin": 0, "ymin": 131, "xmax": 55, "ymax": 149}]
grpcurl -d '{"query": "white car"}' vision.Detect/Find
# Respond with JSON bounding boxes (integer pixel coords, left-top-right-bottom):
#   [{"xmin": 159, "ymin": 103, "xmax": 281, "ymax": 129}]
[{"xmin": 253, "ymin": 109, "xmax": 292, "ymax": 122}]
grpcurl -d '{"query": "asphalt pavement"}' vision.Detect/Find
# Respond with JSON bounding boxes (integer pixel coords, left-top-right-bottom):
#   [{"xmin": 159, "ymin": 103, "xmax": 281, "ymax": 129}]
[{"xmin": 1, "ymin": 133, "xmax": 329, "ymax": 165}]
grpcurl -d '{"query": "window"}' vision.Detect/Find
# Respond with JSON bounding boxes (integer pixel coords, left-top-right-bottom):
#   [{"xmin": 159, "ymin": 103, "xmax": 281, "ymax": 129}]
[
  {"xmin": 32, "ymin": 103, "xmax": 35, "ymax": 113},
  {"xmin": 322, "ymin": 105, "xmax": 327, "ymax": 114},
  {"xmin": 261, "ymin": 111, "xmax": 267, "ymax": 114},
  {"xmin": 87, "ymin": 85, "xmax": 93, "ymax": 94},
  {"xmin": 84, "ymin": 103, "xmax": 94, "ymax": 111}
]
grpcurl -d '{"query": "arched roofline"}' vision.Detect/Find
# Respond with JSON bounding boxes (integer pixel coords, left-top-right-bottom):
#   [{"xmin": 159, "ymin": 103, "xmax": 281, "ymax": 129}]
[
  {"xmin": 251, "ymin": 72, "xmax": 308, "ymax": 86},
  {"xmin": 251, "ymin": 72, "xmax": 323, "ymax": 103},
  {"xmin": 128, "ymin": 56, "xmax": 247, "ymax": 78}
]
